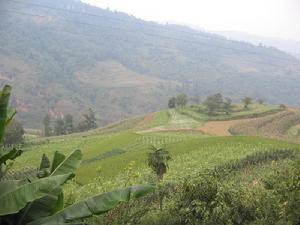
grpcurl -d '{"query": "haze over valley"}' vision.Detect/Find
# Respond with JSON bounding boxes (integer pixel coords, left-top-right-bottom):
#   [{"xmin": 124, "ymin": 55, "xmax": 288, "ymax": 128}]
[
  {"xmin": 1, "ymin": 0, "xmax": 300, "ymax": 128},
  {"xmin": 1, "ymin": 1, "xmax": 300, "ymax": 224}
]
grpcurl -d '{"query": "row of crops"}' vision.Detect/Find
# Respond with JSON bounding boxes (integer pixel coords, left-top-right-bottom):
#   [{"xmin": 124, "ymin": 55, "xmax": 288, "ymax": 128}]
[{"xmin": 230, "ymin": 110, "xmax": 300, "ymax": 141}]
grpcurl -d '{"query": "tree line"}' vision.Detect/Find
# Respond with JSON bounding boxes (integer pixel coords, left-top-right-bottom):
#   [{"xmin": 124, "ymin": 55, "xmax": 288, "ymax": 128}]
[
  {"xmin": 168, "ymin": 94, "xmax": 188, "ymax": 108},
  {"xmin": 168, "ymin": 93, "xmax": 260, "ymax": 116},
  {"xmin": 43, "ymin": 108, "xmax": 97, "ymax": 136}
]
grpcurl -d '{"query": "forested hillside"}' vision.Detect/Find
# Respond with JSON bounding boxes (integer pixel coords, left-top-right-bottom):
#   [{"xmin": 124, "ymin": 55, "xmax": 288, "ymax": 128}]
[{"xmin": 1, "ymin": 0, "xmax": 300, "ymax": 128}]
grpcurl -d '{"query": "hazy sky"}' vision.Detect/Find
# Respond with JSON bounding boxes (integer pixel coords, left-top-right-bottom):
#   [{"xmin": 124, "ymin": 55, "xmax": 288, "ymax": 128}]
[{"xmin": 83, "ymin": 0, "xmax": 300, "ymax": 41}]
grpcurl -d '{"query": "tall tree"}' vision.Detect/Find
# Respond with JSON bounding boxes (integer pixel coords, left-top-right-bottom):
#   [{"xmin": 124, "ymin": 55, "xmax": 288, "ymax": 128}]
[
  {"xmin": 168, "ymin": 97, "xmax": 177, "ymax": 108},
  {"xmin": 54, "ymin": 118, "xmax": 66, "ymax": 136},
  {"xmin": 3, "ymin": 120, "xmax": 24, "ymax": 146},
  {"xmin": 64, "ymin": 114, "xmax": 74, "ymax": 134},
  {"xmin": 242, "ymin": 97, "xmax": 252, "ymax": 110},
  {"xmin": 176, "ymin": 94, "xmax": 188, "ymax": 107},
  {"xmin": 204, "ymin": 93, "xmax": 223, "ymax": 116},
  {"xmin": 223, "ymin": 97, "xmax": 232, "ymax": 115},
  {"xmin": 43, "ymin": 114, "xmax": 52, "ymax": 137},
  {"xmin": 83, "ymin": 108, "xmax": 97, "ymax": 130}
]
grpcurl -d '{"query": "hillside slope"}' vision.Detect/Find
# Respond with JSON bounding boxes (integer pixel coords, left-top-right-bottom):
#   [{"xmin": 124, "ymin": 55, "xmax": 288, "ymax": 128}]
[
  {"xmin": 1, "ymin": 0, "xmax": 300, "ymax": 128},
  {"xmin": 219, "ymin": 31, "xmax": 300, "ymax": 59},
  {"xmin": 15, "ymin": 103, "xmax": 300, "ymax": 183}
]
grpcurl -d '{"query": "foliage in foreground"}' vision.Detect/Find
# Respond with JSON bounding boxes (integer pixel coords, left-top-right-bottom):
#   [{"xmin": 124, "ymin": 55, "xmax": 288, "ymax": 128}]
[
  {"xmin": 0, "ymin": 85, "xmax": 154, "ymax": 225},
  {"xmin": 174, "ymin": 157, "xmax": 300, "ymax": 225},
  {"xmin": 95, "ymin": 149, "xmax": 299, "ymax": 225}
]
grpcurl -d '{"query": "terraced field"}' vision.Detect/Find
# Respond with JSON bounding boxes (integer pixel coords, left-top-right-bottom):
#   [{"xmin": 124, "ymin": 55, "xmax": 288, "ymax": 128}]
[
  {"xmin": 15, "ymin": 103, "xmax": 296, "ymax": 185},
  {"xmin": 230, "ymin": 109, "xmax": 300, "ymax": 142}
]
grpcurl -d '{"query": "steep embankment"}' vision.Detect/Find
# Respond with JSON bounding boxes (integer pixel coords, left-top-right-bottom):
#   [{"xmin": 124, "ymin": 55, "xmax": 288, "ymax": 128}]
[
  {"xmin": 230, "ymin": 108, "xmax": 300, "ymax": 142},
  {"xmin": 197, "ymin": 118, "xmax": 258, "ymax": 136}
]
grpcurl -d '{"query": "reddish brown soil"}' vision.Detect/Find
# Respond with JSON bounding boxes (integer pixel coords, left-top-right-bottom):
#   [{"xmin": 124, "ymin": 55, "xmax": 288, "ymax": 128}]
[{"xmin": 136, "ymin": 113, "xmax": 155, "ymax": 128}]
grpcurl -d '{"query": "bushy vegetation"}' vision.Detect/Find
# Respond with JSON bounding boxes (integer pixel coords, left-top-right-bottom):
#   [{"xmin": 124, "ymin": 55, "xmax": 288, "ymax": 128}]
[
  {"xmin": 43, "ymin": 108, "xmax": 98, "ymax": 136},
  {"xmin": 3, "ymin": 119, "xmax": 25, "ymax": 146},
  {"xmin": 2, "ymin": 85, "xmax": 300, "ymax": 224},
  {"xmin": 177, "ymin": 102, "xmax": 281, "ymax": 122},
  {"xmin": 242, "ymin": 96, "xmax": 253, "ymax": 110},
  {"xmin": 0, "ymin": 85, "xmax": 154, "ymax": 225},
  {"xmin": 168, "ymin": 94, "xmax": 188, "ymax": 108},
  {"xmin": 171, "ymin": 153, "xmax": 300, "ymax": 225},
  {"xmin": 73, "ymin": 148, "xmax": 300, "ymax": 225}
]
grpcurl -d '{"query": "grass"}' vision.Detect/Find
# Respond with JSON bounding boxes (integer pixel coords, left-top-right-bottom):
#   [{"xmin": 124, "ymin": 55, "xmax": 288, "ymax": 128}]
[
  {"xmin": 15, "ymin": 103, "xmax": 298, "ymax": 185},
  {"xmin": 70, "ymin": 136, "xmax": 300, "ymax": 204},
  {"xmin": 178, "ymin": 104, "xmax": 281, "ymax": 122},
  {"xmin": 11, "ymin": 106, "xmax": 300, "ymax": 225},
  {"xmin": 16, "ymin": 131, "xmax": 300, "ymax": 184},
  {"xmin": 140, "ymin": 110, "xmax": 170, "ymax": 129}
]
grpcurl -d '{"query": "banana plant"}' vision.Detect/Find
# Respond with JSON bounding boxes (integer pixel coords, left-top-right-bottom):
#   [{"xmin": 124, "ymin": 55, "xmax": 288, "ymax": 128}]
[
  {"xmin": 0, "ymin": 85, "xmax": 19, "ymax": 180},
  {"xmin": 0, "ymin": 85, "xmax": 155, "ymax": 225}
]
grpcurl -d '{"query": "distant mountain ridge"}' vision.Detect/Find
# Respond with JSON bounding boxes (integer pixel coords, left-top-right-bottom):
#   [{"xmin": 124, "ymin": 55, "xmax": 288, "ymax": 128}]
[
  {"xmin": 219, "ymin": 31, "xmax": 300, "ymax": 59},
  {"xmin": 1, "ymin": 0, "xmax": 300, "ymax": 128}
]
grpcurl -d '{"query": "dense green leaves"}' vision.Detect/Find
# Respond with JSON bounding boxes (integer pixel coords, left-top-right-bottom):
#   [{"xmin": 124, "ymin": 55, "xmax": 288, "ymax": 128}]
[
  {"xmin": 51, "ymin": 149, "xmax": 82, "ymax": 176},
  {"xmin": 28, "ymin": 185, "xmax": 155, "ymax": 225},
  {"xmin": 0, "ymin": 174, "xmax": 71, "ymax": 216},
  {"xmin": 148, "ymin": 146, "xmax": 171, "ymax": 181},
  {"xmin": 0, "ymin": 85, "xmax": 153, "ymax": 224},
  {"xmin": 5, "ymin": 108, "xmax": 17, "ymax": 127},
  {"xmin": 15, "ymin": 150, "xmax": 83, "ymax": 223},
  {"xmin": 0, "ymin": 85, "xmax": 14, "ymax": 142},
  {"xmin": 0, "ymin": 148, "xmax": 22, "ymax": 165},
  {"xmin": 50, "ymin": 151, "xmax": 66, "ymax": 173},
  {"xmin": 3, "ymin": 120, "xmax": 25, "ymax": 146}
]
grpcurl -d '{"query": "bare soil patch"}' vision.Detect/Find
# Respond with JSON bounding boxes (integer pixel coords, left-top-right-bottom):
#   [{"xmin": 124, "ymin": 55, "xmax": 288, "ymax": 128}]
[
  {"xmin": 197, "ymin": 118, "xmax": 259, "ymax": 136},
  {"xmin": 136, "ymin": 113, "xmax": 155, "ymax": 128}
]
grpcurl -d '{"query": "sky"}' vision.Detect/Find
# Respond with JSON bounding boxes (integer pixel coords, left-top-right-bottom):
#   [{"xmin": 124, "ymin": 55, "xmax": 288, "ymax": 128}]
[{"xmin": 82, "ymin": 0, "xmax": 300, "ymax": 41}]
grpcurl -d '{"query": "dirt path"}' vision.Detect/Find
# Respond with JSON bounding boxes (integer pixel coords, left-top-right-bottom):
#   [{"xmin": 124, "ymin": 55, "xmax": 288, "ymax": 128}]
[
  {"xmin": 139, "ymin": 115, "xmax": 260, "ymax": 135},
  {"xmin": 197, "ymin": 118, "xmax": 258, "ymax": 136},
  {"xmin": 136, "ymin": 113, "xmax": 155, "ymax": 128}
]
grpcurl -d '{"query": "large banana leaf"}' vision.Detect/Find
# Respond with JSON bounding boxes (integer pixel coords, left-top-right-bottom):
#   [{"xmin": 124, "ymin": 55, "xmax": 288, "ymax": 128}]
[
  {"xmin": 5, "ymin": 107, "xmax": 16, "ymax": 126},
  {"xmin": 17, "ymin": 187, "xmax": 63, "ymax": 224},
  {"xmin": 50, "ymin": 151, "xmax": 66, "ymax": 173},
  {"xmin": 0, "ymin": 173, "xmax": 71, "ymax": 216},
  {"xmin": 28, "ymin": 185, "xmax": 155, "ymax": 225},
  {"xmin": 0, "ymin": 85, "xmax": 13, "ymax": 142},
  {"xmin": 19, "ymin": 150, "xmax": 83, "ymax": 222},
  {"xmin": 37, "ymin": 154, "xmax": 51, "ymax": 178},
  {"xmin": 0, "ymin": 148, "xmax": 22, "ymax": 165},
  {"xmin": 51, "ymin": 149, "xmax": 82, "ymax": 176}
]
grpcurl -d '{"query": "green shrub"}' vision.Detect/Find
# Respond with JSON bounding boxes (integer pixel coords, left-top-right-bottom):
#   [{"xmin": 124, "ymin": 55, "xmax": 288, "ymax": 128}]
[
  {"xmin": 211, "ymin": 149, "xmax": 296, "ymax": 177},
  {"xmin": 172, "ymin": 151, "xmax": 299, "ymax": 225},
  {"xmin": 263, "ymin": 158, "xmax": 300, "ymax": 225}
]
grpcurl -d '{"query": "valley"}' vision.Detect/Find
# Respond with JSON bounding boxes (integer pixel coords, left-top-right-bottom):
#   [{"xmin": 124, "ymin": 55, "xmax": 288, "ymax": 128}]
[{"xmin": 1, "ymin": 0, "xmax": 300, "ymax": 224}]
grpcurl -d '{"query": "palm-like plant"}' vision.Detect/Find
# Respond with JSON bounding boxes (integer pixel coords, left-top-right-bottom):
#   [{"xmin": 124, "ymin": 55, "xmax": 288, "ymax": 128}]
[
  {"xmin": 148, "ymin": 145, "xmax": 171, "ymax": 181},
  {"xmin": 147, "ymin": 145, "xmax": 171, "ymax": 211},
  {"xmin": 0, "ymin": 85, "xmax": 154, "ymax": 225}
]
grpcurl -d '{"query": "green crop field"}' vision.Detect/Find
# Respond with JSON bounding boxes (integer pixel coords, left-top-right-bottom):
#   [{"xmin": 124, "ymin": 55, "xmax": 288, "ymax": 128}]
[
  {"xmin": 14, "ymin": 103, "xmax": 297, "ymax": 185},
  {"xmin": 4, "ymin": 101, "xmax": 300, "ymax": 225},
  {"xmin": 178, "ymin": 103, "xmax": 281, "ymax": 121},
  {"xmin": 3, "ymin": 4, "xmax": 300, "ymax": 224}
]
